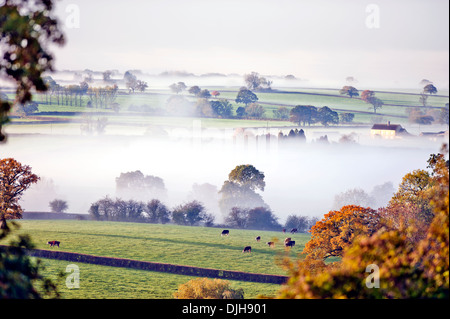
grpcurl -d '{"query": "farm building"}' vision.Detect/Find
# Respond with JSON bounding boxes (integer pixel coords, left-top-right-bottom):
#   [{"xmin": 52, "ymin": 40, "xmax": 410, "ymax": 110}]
[{"xmin": 370, "ymin": 122, "xmax": 407, "ymax": 139}]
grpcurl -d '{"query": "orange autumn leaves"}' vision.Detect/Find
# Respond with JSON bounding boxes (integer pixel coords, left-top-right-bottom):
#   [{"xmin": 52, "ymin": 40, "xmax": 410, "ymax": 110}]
[
  {"xmin": 303, "ymin": 205, "xmax": 381, "ymax": 260},
  {"xmin": 0, "ymin": 158, "xmax": 39, "ymax": 229},
  {"xmin": 277, "ymin": 147, "xmax": 449, "ymax": 298}
]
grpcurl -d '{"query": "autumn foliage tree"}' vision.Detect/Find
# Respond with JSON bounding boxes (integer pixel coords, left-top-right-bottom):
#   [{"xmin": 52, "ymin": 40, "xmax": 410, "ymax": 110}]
[
  {"xmin": 174, "ymin": 278, "xmax": 244, "ymax": 299},
  {"xmin": 303, "ymin": 205, "xmax": 381, "ymax": 259},
  {"xmin": 0, "ymin": 158, "xmax": 39, "ymax": 229},
  {"xmin": 361, "ymin": 90, "xmax": 384, "ymax": 113},
  {"xmin": 276, "ymin": 145, "xmax": 449, "ymax": 299}
]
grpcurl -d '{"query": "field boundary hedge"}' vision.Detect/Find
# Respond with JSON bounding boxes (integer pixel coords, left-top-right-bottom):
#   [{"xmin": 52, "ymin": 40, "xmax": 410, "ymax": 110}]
[{"xmin": 2, "ymin": 245, "xmax": 288, "ymax": 284}]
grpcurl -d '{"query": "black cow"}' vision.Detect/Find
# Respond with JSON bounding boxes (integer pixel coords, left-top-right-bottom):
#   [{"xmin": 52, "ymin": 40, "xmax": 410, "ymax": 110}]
[
  {"xmin": 47, "ymin": 240, "xmax": 60, "ymax": 248},
  {"xmin": 255, "ymin": 236, "xmax": 261, "ymax": 242},
  {"xmin": 221, "ymin": 230, "xmax": 229, "ymax": 236},
  {"xmin": 282, "ymin": 228, "xmax": 286, "ymax": 233},
  {"xmin": 290, "ymin": 228, "xmax": 298, "ymax": 234},
  {"xmin": 285, "ymin": 240, "xmax": 295, "ymax": 248},
  {"xmin": 242, "ymin": 246, "xmax": 252, "ymax": 253}
]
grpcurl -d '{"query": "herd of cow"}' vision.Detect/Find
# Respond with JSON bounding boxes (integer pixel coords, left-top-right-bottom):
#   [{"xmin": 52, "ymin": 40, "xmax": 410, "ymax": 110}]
[{"xmin": 220, "ymin": 228, "xmax": 298, "ymax": 254}]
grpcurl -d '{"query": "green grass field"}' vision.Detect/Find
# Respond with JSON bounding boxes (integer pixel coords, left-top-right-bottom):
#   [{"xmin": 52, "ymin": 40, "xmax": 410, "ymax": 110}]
[
  {"xmin": 2, "ymin": 220, "xmax": 310, "ymax": 299},
  {"xmin": 6, "ymin": 86, "xmax": 448, "ymax": 130}
]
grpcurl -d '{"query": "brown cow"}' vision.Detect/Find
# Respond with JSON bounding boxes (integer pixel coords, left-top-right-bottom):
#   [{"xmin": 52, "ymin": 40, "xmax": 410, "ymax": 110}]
[
  {"xmin": 284, "ymin": 237, "xmax": 291, "ymax": 245},
  {"xmin": 266, "ymin": 241, "xmax": 275, "ymax": 248},
  {"xmin": 242, "ymin": 246, "xmax": 252, "ymax": 253},
  {"xmin": 47, "ymin": 240, "xmax": 60, "ymax": 248}
]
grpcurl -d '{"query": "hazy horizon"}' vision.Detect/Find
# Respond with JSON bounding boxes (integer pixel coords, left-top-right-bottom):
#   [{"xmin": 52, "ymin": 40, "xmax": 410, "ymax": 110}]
[{"xmin": 48, "ymin": 0, "xmax": 449, "ymax": 90}]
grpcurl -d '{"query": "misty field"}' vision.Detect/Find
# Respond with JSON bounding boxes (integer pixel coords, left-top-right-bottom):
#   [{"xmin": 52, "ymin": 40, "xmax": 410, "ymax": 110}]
[
  {"xmin": 2, "ymin": 220, "xmax": 310, "ymax": 298},
  {"xmin": 7, "ymin": 86, "xmax": 449, "ymax": 129}
]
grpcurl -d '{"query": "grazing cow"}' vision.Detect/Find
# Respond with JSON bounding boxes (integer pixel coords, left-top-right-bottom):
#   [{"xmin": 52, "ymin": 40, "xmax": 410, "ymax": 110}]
[
  {"xmin": 282, "ymin": 228, "xmax": 286, "ymax": 233},
  {"xmin": 47, "ymin": 240, "xmax": 60, "ymax": 248},
  {"xmin": 285, "ymin": 240, "xmax": 296, "ymax": 248},
  {"xmin": 266, "ymin": 241, "xmax": 275, "ymax": 248},
  {"xmin": 255, "ymin": 236, "xmax": 261, "ymax": 242},
  {"xmin": 284, "ymin": 237, "xmax": 292, "ymax": 245},
  {"xmin": 242, "ymin": 246, "xmax": 252, "ymax": 253},
  {"xmin": 221, "ymin": 230, "xmax": 229, "ymax": 236},
  {"xmin": 290, "ymin": 228, "xmax": 298, "ymax": 234}
]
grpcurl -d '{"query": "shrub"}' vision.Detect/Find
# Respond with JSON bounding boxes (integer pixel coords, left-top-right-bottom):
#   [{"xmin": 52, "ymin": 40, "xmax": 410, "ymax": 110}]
[{"xmin": 173, "ymin": 278, "xmax": 244, "ymax": 299}]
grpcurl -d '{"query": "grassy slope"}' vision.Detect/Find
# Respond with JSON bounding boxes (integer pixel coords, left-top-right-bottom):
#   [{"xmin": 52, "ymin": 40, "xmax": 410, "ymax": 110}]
[
  {"xmin": 2, "ymin": 220, "xmax": 309, "ymax": 298},
  {"xmin": 10, "ymin": 87, "xmax": 447, "ymax": 128}
]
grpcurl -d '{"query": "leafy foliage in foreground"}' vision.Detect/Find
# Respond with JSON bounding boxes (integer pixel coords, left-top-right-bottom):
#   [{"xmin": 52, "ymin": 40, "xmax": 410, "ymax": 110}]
[
  {"xmin": 174, "ymin": 277, "xmax": 244, "ymax": 299},
  {"xmin": 277, "ymin": 146, "xmax": 449, "ymax": 298}
]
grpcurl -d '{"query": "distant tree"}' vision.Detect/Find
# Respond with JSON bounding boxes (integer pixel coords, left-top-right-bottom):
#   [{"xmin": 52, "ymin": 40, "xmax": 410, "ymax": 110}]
[
  {"xmin": 340, "ymin": 112, "xmax": 355, "ymax": 123},
  {"xmin": 210, "ymin": 100, "xmax": 233, "ymax": 118},
  {"xmin": 244, "ymin": 72, "xmax": 263, "ymax": 91},
  {"xmin": 273, "ymin": 107, "xmax": 290, "ymax": 120},
  {"xmin": 440, "ymin": 103, "xmax": 449, "ymax": 125},
  {"xmin": 244, "ymin": 72, "xmax": 272, "ymax": 91},
  {"xmin": 408, "ymin": 107, "xmax": 435, "ymax": 125},
  {"xmin": 88, "ymin": 197, "xmax": 146, "ymax": 222},
  {"xmin": 124, "ymin": 71, "xmax": 138, "ymax": 93},
  {"xmin": 285, "ymin": 215, "xmax": 310, "ymax": 233},
  {"xmin": 195, "ymin": 99, "xmax": 214, "ymax": 117},
  {"xmin": 198, "ymin": 89, "xmax": 211, "ymax": 99},
  {"xmin": 369, "ymin": 181, "xmax": 395, "ymax": 209},
  {"xmin": 235, "ymin": 88, "xmax": 258, "ymax": 106},
  {"xmin": 339, "ymin": 86, "xmax": 359, "ymax": 98},
  {"xmin": 174, "ymin": 278, "xmax": 244, "ymax": 299},
  {"xmin": 166, "ymin": 95, "xmax": 195, "ymax": 117},
  {"xmin": 219, "ymin": 165, "xmax": 267, "ymax": 216},
  {"xmin": 224, "ymin": 207, "xmax": 249, "ymax": 228},
  {"xmin": 145, "ymin": 199, "xmax": 171, "ymax": 224},
  {"xmin": 246, "ymin": 207, "xmax": 280, "ymax": 230},
  {"xmin": 419, "ymin": 93, "xmax": 429, "ymax": 107},
  {"xmin": 361, "ymin": 90, "xmax": 383, "ymax": 113},
  {"xmin": 172, "ymin": 200, "xmax": 212, "ymax": 226},
  {"xmin": 423, "ymin": 84, "xmax": 438, "ymax": 95},
  {"xmin": 228, "ymin": 164, "xmax": 265, "ymax": 191},
  {"xmin": 245, "ymin": 103, "xmax": 265, "ymax": 119},
  {"xmin": 235, "ymin": 106, "xmax": 247, "ymax": 118},
  {"xmin": 0, "ymin": 158, "xmax": 39, "ymax": 229},
  {"xmin": 188, "ymin": 86, "xmax": 201, "ymax": 96},
  {"xmin": 169, "ymin": 82, "xmax": 186, "ymax": 94},
  {"xmin": 317, "ymin": 106, "xmax": 339, "ymax": 126},
  {"xmin": 49, "ymin": 199, "xmax": 68, "ymax": 214},
  {"xmin": 115, "ymin": 171, "xmax": 167, "ymax": 201},
  {"xmin": 135, "ymin": 80, "xmax": 148, "ymax": 92},
  {"xmin": 103, "ymin": 70, "xmax": 112, "ymax": 82},
  {"xmin": 289, "ymin": 105, "xmax": 317, "ymax": 126},
  {"xmin": 211, "ymin": 90, "xmax": 220, "ymax": 98},
  {"xmin": 0, "ymin": 0, "xmax": 65, "ymax": 142},
  {"xmin": 332, "ymin": 188, "xmax": 375, "ymax": 210}
]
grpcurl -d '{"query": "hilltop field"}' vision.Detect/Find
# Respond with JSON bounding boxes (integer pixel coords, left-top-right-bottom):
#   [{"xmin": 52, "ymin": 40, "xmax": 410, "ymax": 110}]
[
  {"xmin": 3, "ymin": 85, "xmax": 449, "ymax": 135},
  {"xmin": 2, "ymin": 219, "xmax": 311, "ymax": 299}
]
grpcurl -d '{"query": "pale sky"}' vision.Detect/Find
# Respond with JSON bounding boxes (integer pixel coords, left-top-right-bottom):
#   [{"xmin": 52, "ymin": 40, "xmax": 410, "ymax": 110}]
[{"xmin": 51, "ymin": 0, "xmax": 449, "ymax": 88}]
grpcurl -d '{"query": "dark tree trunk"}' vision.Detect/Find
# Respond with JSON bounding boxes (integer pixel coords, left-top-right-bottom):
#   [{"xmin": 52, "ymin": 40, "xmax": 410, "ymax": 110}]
[{"xmin": 0, "ymin": 216, "xmax": 9, "ymax": 230}]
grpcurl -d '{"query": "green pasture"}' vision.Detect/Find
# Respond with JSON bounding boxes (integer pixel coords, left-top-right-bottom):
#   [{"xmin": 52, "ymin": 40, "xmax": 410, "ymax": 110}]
[
  {"xmin": 37, "ymin": 258, "xmax": 281, "ymax": 299},
  {"xmin": 1, "ymin": 219, "xmax": 309, "ymax": 298},
  {"xmin": 5, "ymin": 86, "xmax": 449, "ymax": 130}
]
